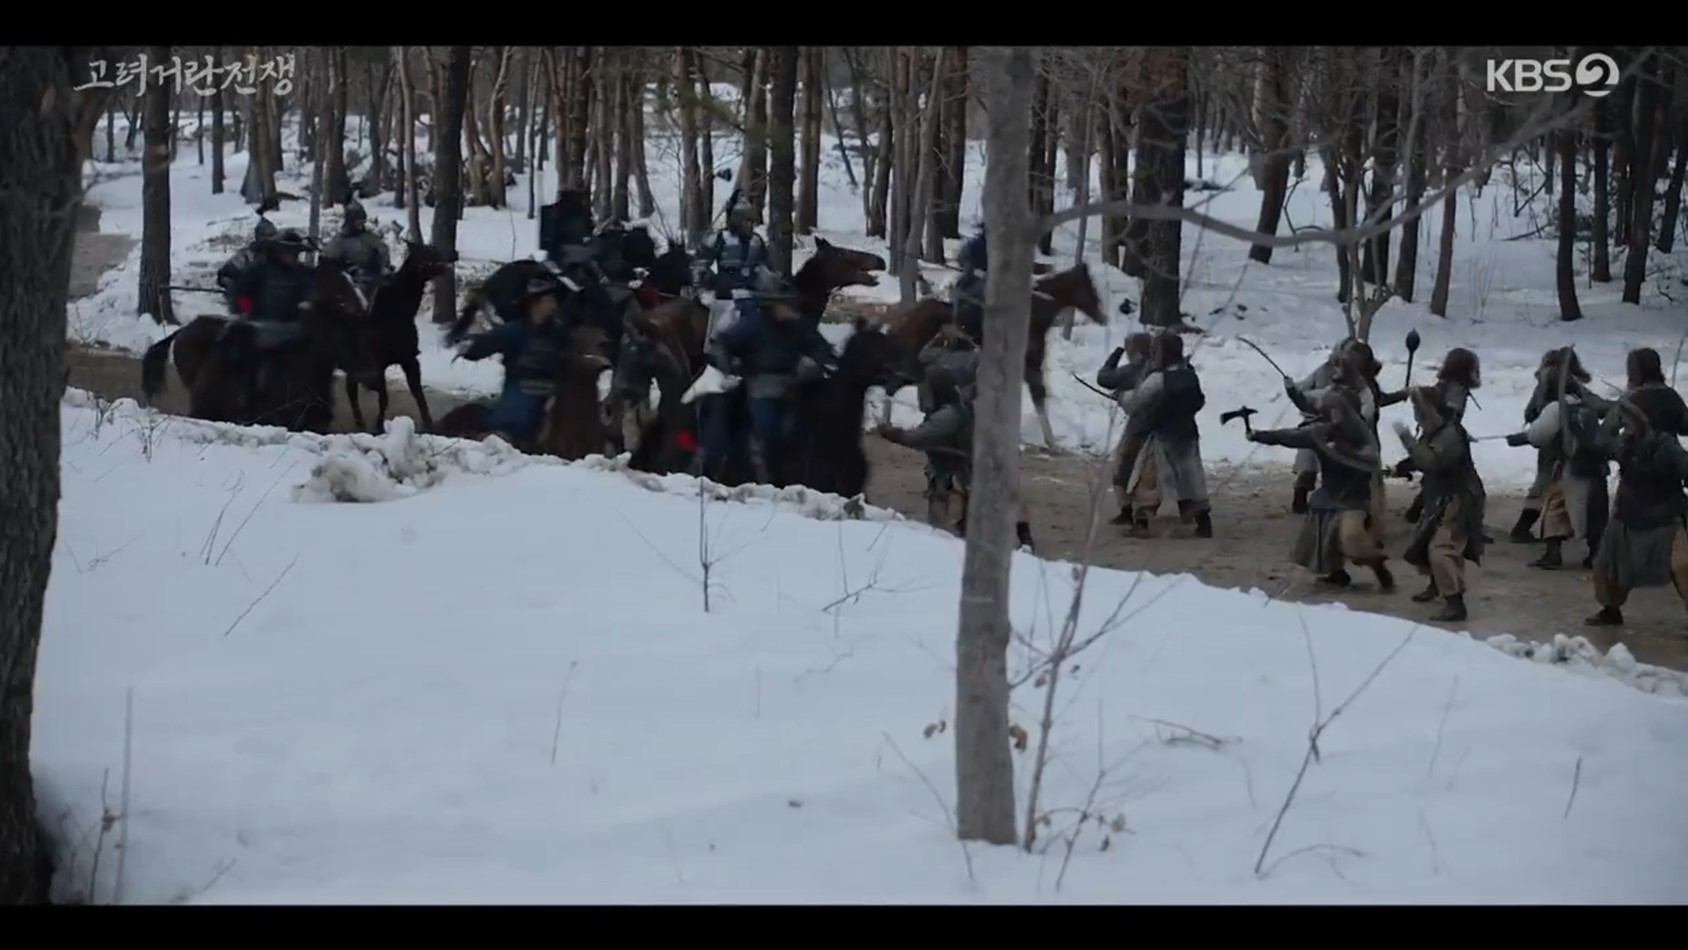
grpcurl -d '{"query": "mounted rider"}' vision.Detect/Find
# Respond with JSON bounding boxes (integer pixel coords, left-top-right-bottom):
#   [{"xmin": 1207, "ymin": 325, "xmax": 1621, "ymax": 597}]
[
  {"xmin": 705, "ymin": 280, "xmax": 837, "ymax": 484},
  {"xmin": 696, "ymin": 191, "xmax": 772, "ymax": 343},
  {"xmin": 221, "ymin": 226, "xmax": 317, "ymax": 338},
  {"xmin": 216, "ymin": 216, "xmax": 279, "ymax": 311},
  {"xmin": 454, "ymin": 274, "xmax": 572, "ymax": 450},
  {"xmin": 318, "ymin": 198, "xmax": 391, "ymax": 300},
  {"xmin": 949, "ymin": 226, "xmax": 988, "ymax": 335}
]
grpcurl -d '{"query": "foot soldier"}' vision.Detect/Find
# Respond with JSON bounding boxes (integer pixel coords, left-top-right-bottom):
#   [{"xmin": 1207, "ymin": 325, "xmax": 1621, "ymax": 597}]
[
  {"xmin": 878, "ymin": 362, "xmax": 1036, "ymax": 552},
  {"xmin": 1391, "ymin": 387, "xmax": 1485, "ymax": 622},
  {"xmin": 1247, "ymin": 385, "xmax": 1395, "ymax": 592},
  {"xmin": 454, "ymin": 275, "xmax": 571, "ymax": 450},
  {"xmin": 1622, "ymin": 347, "xmax": 1688, "ymax": 436},
  {"xmin": 1096, "ymin": 333, "xmax": 1154, "ymax": 526},
  {"xmin": 705, "ymin": 285, "xmax": 836, "ymax": 484},
  {"xmin": 1584, "ymin": 398, "xmax": 1688, "ymax": 627},
  {"xmin": 1508, "ymin": 347, "xmax": 1609, "ymax": 570},
  {"xmin": 318, "ymin": 198, "xmax": 391, "ymax": 300},
  {"xmin": 1508, "ymin": 349, "xmax": 1588, "ymax": 542},
  {"xmin": 1288, "ymin": 339, "xmax": 1366, "ymax": 515},
  {"xmin": 1386, "ymin": 347, "xmax": 1479, "ymax": 525},
  {"xmin": 1117, "ymin": 333, "xmax": 1214, "ymax": 538},
  {"xmin": 949, "ymin": 226, "xmax": 988, "ymax": 337}
]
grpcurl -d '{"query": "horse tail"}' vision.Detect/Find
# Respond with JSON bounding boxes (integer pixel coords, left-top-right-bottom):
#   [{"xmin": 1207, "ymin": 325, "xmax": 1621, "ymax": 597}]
[
  {"xmin": 446, "ymin": 286, "xmax": 485, "ymax": 345},
  {"xmin": 140, "ymin": 330, "xmax": 179, "ymax": 402}
]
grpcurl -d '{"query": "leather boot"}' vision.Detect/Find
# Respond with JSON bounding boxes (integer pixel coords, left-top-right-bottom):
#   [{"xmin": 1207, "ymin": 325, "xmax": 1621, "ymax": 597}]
[
  {"xmin": 1509, "ymin": 508, "xmax": 1540, "ymax": 543},
  {"xmin": 1109, "ymin": 506, "xmax": 1133, "ymax": 526},
  {"xmin": 1016, "ymin": 521, "xmax": 1036, "ymax": 553},
  {"xmin": 1432, "ymin": 593, "xmax": 1467, "ymax": 622},
  {"xmin": 1585, "ymin": 606, "xmax": 1623, "ymax": 626},
  {"xmin": 1291, "ymin": 485, "xmax": 1310, "ymax": 515},
  {"xmin": 1371, "ymin": 562, "xmax": 1395, "ymax": 592},
  {"xmin": 1194, "ymin": 511, "xmax": 1213, "ymax": 538},
  {"xmin": 1411, "ymin": 581, "xmax": 1439, "ymax": 603},
  {"xmin": 1528, "ymin": 538, "xmax": 1564, "ymax": 569}
]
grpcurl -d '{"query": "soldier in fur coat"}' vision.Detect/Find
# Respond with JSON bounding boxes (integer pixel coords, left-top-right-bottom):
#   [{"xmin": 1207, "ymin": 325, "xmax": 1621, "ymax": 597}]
[
  {"xmin": 1289, "ymin": 340, "xmax": 1361, "ymax": 515},
  {"xmin": 1585, "ymin": 399, "xmax": 1688, "ymax": 626},
  {"xmin": 1247, "ymin": 387, "xmax": 1396, "ymax": 591},
  {"xmin": 1117, "ymin": 333, "xmax": 1213, "ymax": 538},
  {"xmin": 1387, "ymin": 347, "xmax": 1480, "ymax": 525},
  {"xmin": 1507, "ymin": 348, "xmax": 1590, "ymax": 543},
  {"xmin": 1507, "ymin": 347, "xmax": 1610, "ymax": 570},
  {"xmin": 1391, "ymin": 386, "xmax": 1486, "ymax": 622}
]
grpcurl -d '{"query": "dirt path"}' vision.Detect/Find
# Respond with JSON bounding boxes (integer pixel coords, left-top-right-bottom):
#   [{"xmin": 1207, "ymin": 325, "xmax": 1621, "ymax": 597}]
[
  {"xmin": 64, "ymin": 236, "xmax": 1688, "ymax": 673},
  {"xmin": 70, "ymin": 233, "xmax": 137, "ymax": 299}
]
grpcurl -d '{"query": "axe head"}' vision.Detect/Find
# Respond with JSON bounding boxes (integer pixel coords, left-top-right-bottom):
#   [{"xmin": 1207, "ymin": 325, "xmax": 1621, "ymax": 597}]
[{"xmin": 1220, "ymin": 406, "xmax": 1258, "ymax": 426}]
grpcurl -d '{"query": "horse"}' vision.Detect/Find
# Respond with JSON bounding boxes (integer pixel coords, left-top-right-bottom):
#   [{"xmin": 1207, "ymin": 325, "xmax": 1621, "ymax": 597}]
[
  {"xmin": 808, "ymin": 235, "xmax": 887, "ymax": 275},
  {"xmin": 341, "ymin": 240, "xmax": 456, "ymax": 434},
  {"xmin": 791, "ymin": 237, "xmax": 882, "ymax": 327},
  {"xmin": 537, "ymin": 324, "xmax": 615, "ymax": 460},
  {"xmin": 878, "ymin": 262, "xmax": 1105, "ymax": 447},
  {"xmin": 140, "ymin": 259, "xmax": 368, "ymax": 431},
  {"xmin": 618, "ymin": 306, "xmax": 704, "ymax": 473},
  {"xmin": 433, "ymin": 324, "xmax": 612, "ymax": 459},
  {"xmin": 774, "ymin": 318, "xmax": 921, "ymax": 499}
]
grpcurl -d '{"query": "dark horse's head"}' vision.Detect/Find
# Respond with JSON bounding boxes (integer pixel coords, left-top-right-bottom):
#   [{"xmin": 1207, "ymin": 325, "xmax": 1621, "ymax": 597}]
[
  {"xmin": 1033, "ymin": 262, "xmax": 1107, "ymax": 329},
  {"xmin": 797, "ymin": 237, "xmax": 882, "ymax": 294},
  {"xmin": 640, "ymin": 244, "xmax": 695, "ymax": 301},
  {"xmin": 835, "ymin": 316, "xmax": 920, "ymax": 395},
  {"xmin": 397, "ymin": 240, "xmax": 457, "ymax": 282}
]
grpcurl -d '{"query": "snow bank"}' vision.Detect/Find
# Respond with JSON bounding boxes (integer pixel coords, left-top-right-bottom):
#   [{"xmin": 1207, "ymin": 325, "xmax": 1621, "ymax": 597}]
[{"xmin": 34, "ymin": 393, "xmax": 1688, "ymax": 904}]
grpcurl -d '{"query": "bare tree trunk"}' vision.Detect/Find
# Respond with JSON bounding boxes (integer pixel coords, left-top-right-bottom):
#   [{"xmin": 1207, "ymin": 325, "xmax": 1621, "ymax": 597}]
[
  {"xmin": 842, "ymin": 47, "xmax": 878, "ymax": 222},
  {"xmin": 568, "ymin": 47, "xmax": 592, "ymax": 194},
  {"xmin": 1622, "ymin": 51, "xmax": 1659, "ymax": 305},
  {"xmin": 676, "ymin": 47, "xmax": 708, "ymax": 246},
  {"xmin": 902, "ymin": 48, "xmax": 948, "ymax": 297},
  {"xmin": 1135, "ymin": 47, "xmax": 1189, "ymax": 329},
  {"xmin": 867, "ymin": 50, "xmax": 893, "ymax": 238},
  {"xmin": 1392, "ymin": 50, "xmax": 1427, "ymax": 300},
  {"xmin": 308, "ymin": 52, "xmax": 327, "ymax": 242},
  {"xmin": 0, "ymin": 45, "xmax": 80, "ymax": 906},
  {"xmin": 766, "ymin": 46, "xmax": 800, "ymax": 275},
  {"xmin": 1428, "ymin": 72, "xmax": 1461, "ymax": 318},
  {"xmin": 513, "ymin": 46, "xmax": 531, "ymax": 174},
  {"xmin": 1028, "ymin": 69, "xmax": 1054, "ymax": 256},
  {"xmin": 1556, "ymin": 125, "xmax": 1583, "ymax": 322},
  {"xmin": 396, "ymin": 48, "xmax": 423, "ymax": 239},
  {"xmin": 696, "ymin": 52, "xmax": 716, "ymax": 215},
  {"xmin": 196, "ymin": 89, "xmax": 205, "ymax": 165},
  {"xmin": 591, "ymin": 52, "xmax": 614, "ymax": 221},
  {"xmin": 1248, "ymin": 46, "xmax": 1291, "ymax": 265},
  {"xmin": 431, "ymin": 46, "xmax": 471, "ymax": 324},
  {"xmin": 1064, "ymin": 90, "xmax": 1095, "ymax": 340},
  {"xmin": 1612, "ymin": 69, "xmax": 1635, "ymax": 244},
  {"xmin": 611, "ymin": 52, "xmax": 633, "ymax": 221},
  {"xmin": 462, "ymin": 56, "xmax": 495, "ymax": 209},
  {"xmin": 139, "ymin": 45, "xmax": 177, "ymax": 326},
  {"xmin": 1592, "ymin": 91, "xmax": 1613, "ymax": 280},
  {"xmin": 211, "ymin": 58, "xmax": 226, "ymax": 194},
  {"xmin": 488, "ymin": 45, "xmax": 513, "ymax": 209},
  {"xmin": 628, "ymin": 58, "xmax": 656, "ymax": 218},
  {"xmin": 955, "ymin": 44, "xmax": 1033, "ymax": 849},
  {"xmin": 105, "ymin": 98, "xmax": 116, "ymax": 162},
  {"xmin": 367, "ymin": 61, "xmax": 392, "ymax": 194},
  {"xmin": 938, "ymin": 45, "xmax": 968, "ymax": 240},
  {"xmin": 1098, "ymin": 100, "xmax": 1121, "ymax": 269},
  {"xmin": 1360, "ymin": 49, "xmax": 1400, "ymax": 287},
  {"xmin": 325, "ymin": 47, "xmax": 351, "ymax": 205},
  {"xmin": 1659, "ymin": 114, "xmax": 1688, "ymax": 254},
  {"xmin": 737, "ymin": 48, "xmax": 770, "ymax": 223},
  {"xmin": 822, "ymin": 47, "xmax": 860, "ymax": 194},
  {"xmin": 1112, "ymin": 52, "xmax": 1141, "ymax": 275},
  {"xmin": 797, "ymin": 46, "xmax": 822, "ymax": 234},
  {"xmin": 919, "ymin": 49, "xmax": 950, "ymax": 265},
  {"xmin": 888, "ymin": 47, "xmax": 916, "ymax": 278}
]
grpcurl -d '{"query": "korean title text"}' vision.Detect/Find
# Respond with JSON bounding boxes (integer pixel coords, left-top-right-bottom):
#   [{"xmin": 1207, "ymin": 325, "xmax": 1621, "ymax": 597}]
[{"xmin": 75, "ymin": 53, "xmax": 296, "ymax": 97}]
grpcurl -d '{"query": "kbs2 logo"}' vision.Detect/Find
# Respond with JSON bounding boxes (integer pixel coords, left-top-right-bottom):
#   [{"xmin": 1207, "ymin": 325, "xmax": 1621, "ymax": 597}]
[{"xmin": 1486, "ymin": 52, "xmax": 1619, "ymax": 97}]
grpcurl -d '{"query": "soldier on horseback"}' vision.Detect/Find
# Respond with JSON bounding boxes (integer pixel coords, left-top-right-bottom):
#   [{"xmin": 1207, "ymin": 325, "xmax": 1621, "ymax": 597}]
[
  {"xmin": 319, "ymin": 198, "xmax": 391, "ymax": 299},
  {"xmin": 222, "ymin": 227, "xmax": 317, "ymax": 333},
  {"xmin": 454, "ymin": 274, "xmax": 572, "ymax": 450},
  {"xmin": 949, "ymin": 226, "xmax": 988, "ymax": 333},
  {"xmin": 704, "ymin": 281, "xmax": 837, "ymax": 484},
  {"xmin": 696, "ymin": 194, "xmax": 772, "ymax": 342},
  {"xmin": 216, "ymin": 216, "xmax": 279, "ymax": 311}
]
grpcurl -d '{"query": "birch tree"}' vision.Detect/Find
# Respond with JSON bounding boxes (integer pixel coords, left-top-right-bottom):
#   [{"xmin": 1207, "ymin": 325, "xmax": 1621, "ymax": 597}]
[{"xmin": 954, "ymin": 44, "xmax": 1036, "ymax": 847}]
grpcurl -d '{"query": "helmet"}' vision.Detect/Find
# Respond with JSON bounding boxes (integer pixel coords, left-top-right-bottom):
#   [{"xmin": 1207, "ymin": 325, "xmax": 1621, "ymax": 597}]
[
  {"xmin": 272, "ymin": 227, "xmax": 309, "ymax": 249},
  {"xmin": 344, "ymin": 199, "xmax": 367, "ymax": 229},
  {"xmin": 728, "ymin": 200, "xmax": 755, "ymax": 226},
  {"xmin": 254, "ymin": 217, "xmax": 278, "ymax": 242},
  {"xmin": 925, "ymin": 363, "xmax": 961, "ymax": 407},
  {"xmin": 518, "ymin": 275, "xmax": 559, "ymax": 305}
]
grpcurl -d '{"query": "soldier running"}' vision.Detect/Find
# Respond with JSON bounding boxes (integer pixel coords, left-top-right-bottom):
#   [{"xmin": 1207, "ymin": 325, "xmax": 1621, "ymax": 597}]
[
  {"xmin": 1096, "ymin": 332, "xmax": 1155, "ymax": 527},
  {"xmin": 1508, "ymin": 347, "xmax": 1610, "ymax": 570},
  {"xmin": 1584, "ymin": 397, "xmax": 1688, "ymax": 627},
  {"xmin": 1391, "ymin": 386, "xmax": 1485, "ymax": 622}
]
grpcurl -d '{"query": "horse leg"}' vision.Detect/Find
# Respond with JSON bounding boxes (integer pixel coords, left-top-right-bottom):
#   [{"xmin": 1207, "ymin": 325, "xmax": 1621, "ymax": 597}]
[
  {"xmin": 398, "ymin": 357, "xmax": 433, "ymax": 432},
  {"xmin": 372, "ymin": 375, "xmax": 392, "ymax": 435},
  {"xmin": 1026, "ymin": 353, "xmax": 1057, "ymax": 448},
  {"xmin": 345, "ymin": 374, "xmax": 368, "ymax": 433}
]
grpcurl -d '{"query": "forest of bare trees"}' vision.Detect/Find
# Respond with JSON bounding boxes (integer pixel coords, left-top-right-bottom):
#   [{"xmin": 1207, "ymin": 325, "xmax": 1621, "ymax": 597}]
[{"xmin": 8, "ymin": 46, "xmax": 1688, "ymax": 891}]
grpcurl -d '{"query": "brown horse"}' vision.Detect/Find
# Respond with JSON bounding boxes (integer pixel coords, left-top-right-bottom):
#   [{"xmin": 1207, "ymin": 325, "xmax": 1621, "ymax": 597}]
[
  {"xmin": 878, "ymin": 262, "xmax": 1105, "ymax": 446},
  {"xmin": 434, "ymin": 324, "xmax": 613, "ymax": 459},
  {"xmin": 139, "ymin": 259, "xmax": 369, "ymax": 430},
  {"xmin": 342, "ymin": 241, "xmax": 456, "ymax": 434},
  {"xmin": 540, "ymin": 324, "xmax": 616, "ymax": 460}
]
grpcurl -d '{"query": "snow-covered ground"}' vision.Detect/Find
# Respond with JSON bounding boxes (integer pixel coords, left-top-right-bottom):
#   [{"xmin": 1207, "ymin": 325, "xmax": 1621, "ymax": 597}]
[
  {"xmin": 34, "ymin": 391, "xmax": 1688, "ymax": 903},
  {"xmin": 71, "ymin": 107, "xmax": 1688, "ymax": 490}
]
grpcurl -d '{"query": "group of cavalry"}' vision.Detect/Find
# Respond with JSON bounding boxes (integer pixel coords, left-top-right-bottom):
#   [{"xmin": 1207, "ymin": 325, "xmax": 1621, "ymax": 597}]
[{"xmin": 137, "ymin": 188, "xmax": 1688, "ymax": 631}]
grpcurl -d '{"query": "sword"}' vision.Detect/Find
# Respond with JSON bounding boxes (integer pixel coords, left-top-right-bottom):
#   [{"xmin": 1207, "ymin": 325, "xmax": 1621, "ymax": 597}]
[{"xmin": 1235, "ymin": 335, "xmax": 1291, "ymax": 379}]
